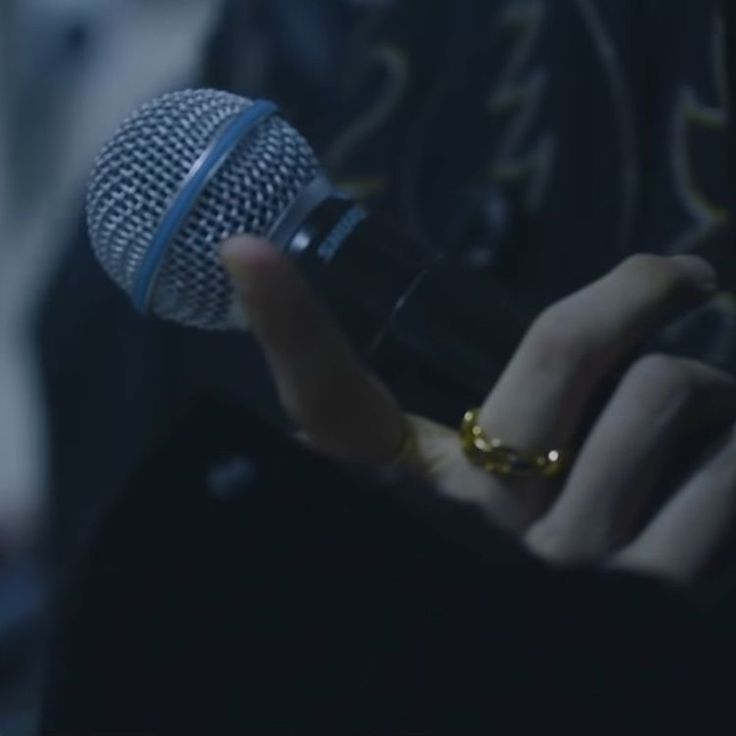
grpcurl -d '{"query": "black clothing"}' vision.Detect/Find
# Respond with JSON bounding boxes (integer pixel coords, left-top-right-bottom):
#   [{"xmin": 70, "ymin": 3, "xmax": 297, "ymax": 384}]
[{"xmin": 42, "ymin": 398, "xmax": 733, "ymax": 734}]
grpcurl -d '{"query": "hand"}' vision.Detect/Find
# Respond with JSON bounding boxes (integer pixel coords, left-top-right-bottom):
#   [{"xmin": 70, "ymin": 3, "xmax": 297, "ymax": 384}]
[{"xmin": 222, "ymin": 237, "xmax": 736, "ymax": 583}]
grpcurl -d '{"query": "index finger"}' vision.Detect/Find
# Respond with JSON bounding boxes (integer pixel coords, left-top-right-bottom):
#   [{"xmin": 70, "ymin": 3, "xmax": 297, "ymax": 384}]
[{"xmin": 221, "ymin": 236, "xmax": 407, "ymax": 464}]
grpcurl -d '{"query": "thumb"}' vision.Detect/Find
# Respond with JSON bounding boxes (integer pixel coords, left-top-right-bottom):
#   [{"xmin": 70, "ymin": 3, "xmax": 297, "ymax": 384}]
[{"xmin": 221, "ymin": 236, "xmax": 406, "ymax": 464}]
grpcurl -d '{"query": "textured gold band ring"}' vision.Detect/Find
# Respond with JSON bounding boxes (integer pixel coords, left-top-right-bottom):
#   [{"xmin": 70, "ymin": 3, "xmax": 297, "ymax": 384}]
[{"xmin": 460, "ymin": 409, "xmax": 569, "ymax": 478}]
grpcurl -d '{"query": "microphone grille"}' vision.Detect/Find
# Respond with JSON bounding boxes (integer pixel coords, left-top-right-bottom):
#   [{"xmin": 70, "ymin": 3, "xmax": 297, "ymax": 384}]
[{"xmin": 87, "ymin": 89, "xmax": 319, "ymax": 329}]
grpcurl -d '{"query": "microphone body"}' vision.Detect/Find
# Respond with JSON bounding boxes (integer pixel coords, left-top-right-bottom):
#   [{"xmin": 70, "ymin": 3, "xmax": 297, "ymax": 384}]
[{"xmin": 274, "ymin": 186, "xmax": 526, "ymax": 406}]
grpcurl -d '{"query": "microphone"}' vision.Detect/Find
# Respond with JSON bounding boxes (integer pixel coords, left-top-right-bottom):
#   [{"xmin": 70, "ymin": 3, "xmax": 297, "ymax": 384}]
[{"xmin": 87, "ymin": 89, "xmax": 527, "ymax": 411}]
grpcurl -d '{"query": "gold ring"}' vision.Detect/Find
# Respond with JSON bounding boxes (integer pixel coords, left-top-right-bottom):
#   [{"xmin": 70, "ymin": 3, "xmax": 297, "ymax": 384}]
[{"xmin": 460, "ymin": 408, "xmax": 568, "ymax": 478}]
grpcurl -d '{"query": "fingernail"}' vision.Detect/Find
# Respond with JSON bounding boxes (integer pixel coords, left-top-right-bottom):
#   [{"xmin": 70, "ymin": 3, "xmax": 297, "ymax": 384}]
[
  {"xmin": 220, "ymin": 238, "xmax": 247, "ymax": 271},
  {"xmin": 671, "ymin": 255, "xmax": 718, "ymax": 292},
  {"xmin": 219, "ymin": 240, "xmax": 255, "ymax": 330},
  {"xmin": 220, "ymin": 237, "xmax": 263, "ymax": 290}
]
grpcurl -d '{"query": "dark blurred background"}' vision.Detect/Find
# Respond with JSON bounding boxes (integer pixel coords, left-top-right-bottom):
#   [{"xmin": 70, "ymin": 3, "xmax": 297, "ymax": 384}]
[
  {"xmin": 0, "ymin": 0, "xmax": 223, "ymax": 537},
  {"xmin": 0, "ymin": 1, "xmax": 221, "ymax": 731}
]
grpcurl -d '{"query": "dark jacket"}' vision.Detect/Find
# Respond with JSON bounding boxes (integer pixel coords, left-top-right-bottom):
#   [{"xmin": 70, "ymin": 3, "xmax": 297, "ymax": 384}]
[{"xmin": 41, "ymin": 397, "xmax": 734, "ymax": 734}]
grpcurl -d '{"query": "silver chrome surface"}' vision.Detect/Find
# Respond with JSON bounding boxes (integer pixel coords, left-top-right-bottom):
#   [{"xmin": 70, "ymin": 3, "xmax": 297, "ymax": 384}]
[
  {"xmin": 268, "ymin": 175, "xmax": 333, "ymax": 251},
  {"xmin": 87, "ymin": 88, "xmax": 320, "ymax": 329}
]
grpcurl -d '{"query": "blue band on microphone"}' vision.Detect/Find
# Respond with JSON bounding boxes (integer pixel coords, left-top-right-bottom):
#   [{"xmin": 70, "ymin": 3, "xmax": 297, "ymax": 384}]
[{"xmin": 132, "ymin": 99, "xmax": 279, "ymax": 313}]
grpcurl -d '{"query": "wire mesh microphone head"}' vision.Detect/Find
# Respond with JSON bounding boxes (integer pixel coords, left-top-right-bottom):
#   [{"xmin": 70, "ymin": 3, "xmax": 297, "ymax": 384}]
[{"xmin": 86, "ymin": 88, "xmax": 320, "ymax": 329}]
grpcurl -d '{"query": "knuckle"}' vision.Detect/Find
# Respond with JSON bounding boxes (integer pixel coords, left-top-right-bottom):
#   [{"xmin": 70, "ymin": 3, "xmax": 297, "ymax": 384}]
[
  {"xmin": 618, "ymin": 252, "xmax": 666, "ymax": 274},
  {"xmin": 622, "ymin": 354, "xmax": 694, "ymax": 413},
  {"xmin": 616, "ymin": 253, "xmax": 685, "ymax": 292},
  {"xmin": 524, "ymin": 520, "xmax": 563, "ymax": 560},
  {"xmin": 524, "ymin": 519, "xmax": 581, "ymax": 563},
  {"xmin": 524, "ymin": 306, "xmax": 594, "ymax": 371},
  {"xmin": 617, "ymin": 253, "xmax": 671, "ymax": 282}
]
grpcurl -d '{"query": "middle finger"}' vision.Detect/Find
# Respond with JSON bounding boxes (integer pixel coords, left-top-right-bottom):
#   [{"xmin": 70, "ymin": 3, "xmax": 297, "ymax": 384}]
[
  {"xmin": 528, "ymin": 356, "xmax": 736, "ymax": 562},
  {"xmin": 463, "ymin": 255, "xmax": 718, "ymax": 524}
]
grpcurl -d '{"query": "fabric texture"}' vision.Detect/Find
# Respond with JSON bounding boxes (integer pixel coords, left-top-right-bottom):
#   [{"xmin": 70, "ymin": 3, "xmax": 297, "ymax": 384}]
[{"xmin": 41, "ymin": 397, "xmax": 733, "ymax": 734}]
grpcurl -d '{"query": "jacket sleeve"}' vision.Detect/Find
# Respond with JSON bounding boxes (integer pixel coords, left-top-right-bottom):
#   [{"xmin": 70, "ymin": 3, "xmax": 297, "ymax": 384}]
[{"xmin": 41, "ymin": 396, "xmax": 733, "ymax": 735}]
